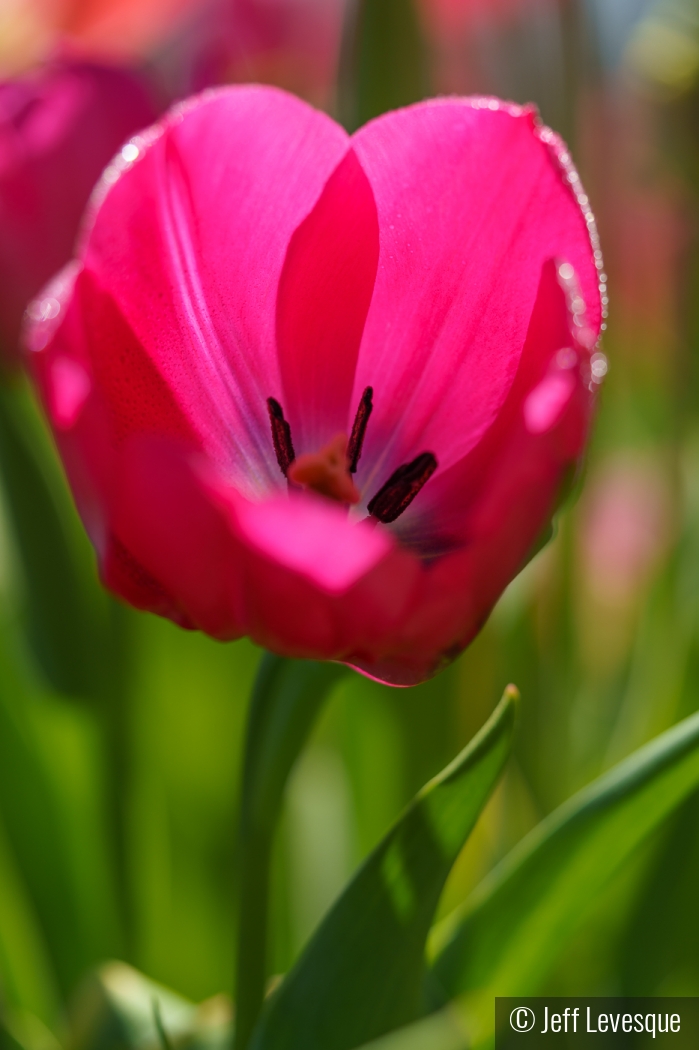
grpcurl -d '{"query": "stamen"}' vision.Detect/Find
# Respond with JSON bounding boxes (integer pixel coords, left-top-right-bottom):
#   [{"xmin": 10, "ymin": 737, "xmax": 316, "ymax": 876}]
[
  {"xmin": 288, "ymin": 433, "xmax": 360, "ymax": 504},
  {"xmin": 367, "ymin": 452, "xmax": 438, "ymax": 523},
  {"xmin": 347, "ymin": 386, "xmax": 373, "ymax": 473},
  {"xmin": 267, "ymin": 397, "xmax": 295, "ymax": 477}
]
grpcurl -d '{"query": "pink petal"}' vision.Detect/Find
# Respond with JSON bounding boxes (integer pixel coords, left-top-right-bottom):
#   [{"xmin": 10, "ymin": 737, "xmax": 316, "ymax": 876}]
[
  {"xmin": 49, "ymin": 355, "xmax": 91, "ymax": 429},
  {"xmin": 397, "ymin": 258, "xmax": 588, "ymax": 552},
  {"xmin": 80, "ymin": 86, "xmax": 350, "ymax": 496},
  {"xmin": 347, "ymin": 264, "xmax": 594, "ymax": 684},
  {"xmin": 523, "ymin": 371, "xmax": 575, "ymax": 434},
  {"xmin": 110, "ymin": 436, "xmax": 422, "ymax": 659},
  {"xmin": 349, "ymin": 98, "xmax": 601, "ymax": 499},
  {"xmin": 351, "ymin": 380, "xmax": 591, "ymax": 685},
  {"xmin": 231, "ymin": 493, "xmax": 391, "ymax": 593},
  {"xmin": 276, "ymin": 148, "xmax": 379, "ymax": 454}
]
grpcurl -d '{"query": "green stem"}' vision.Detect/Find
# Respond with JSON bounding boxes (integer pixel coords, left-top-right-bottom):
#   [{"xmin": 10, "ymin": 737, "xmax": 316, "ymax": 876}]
[
  {"xmin": 336, "ymin": 0, "xmax": 429, "ymax": 132},
  {"xmin": 233, "ymin": 654, "xmax": 347, "ymax": 1050}
]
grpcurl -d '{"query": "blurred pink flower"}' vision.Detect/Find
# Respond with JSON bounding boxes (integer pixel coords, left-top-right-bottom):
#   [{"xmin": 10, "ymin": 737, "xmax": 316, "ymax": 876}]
[
  {"xmin": 6, "ymin": 0, "xmax": 207, "ymax": 64},
  {"xmin": 0, "ymin": 57, "xmax": 157, "ymax": 362},
  {"xmin": 420, "ymin": 0, "xmax": 544, "ymax": 41},
  {"xmin": 27, "ymin": 86, "xmax": 603, "ymax": 684},
  {"xmin": 165, "ymin": 0, "xmax": 345, "ymax": 108},
  {"xmin": 580, "ymin": 453, "xmax": 672, "ymax": 610},
  {"xmin": 420, "ymin": 0, "xmax": 564, "ymax": 107}
]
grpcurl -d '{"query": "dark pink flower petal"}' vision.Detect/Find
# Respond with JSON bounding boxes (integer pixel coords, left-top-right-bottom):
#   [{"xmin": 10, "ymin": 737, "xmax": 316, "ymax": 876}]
[
  {"xmin": 110, "ymin": 436, "xmax": 422, "ymax": 657},
  {"xmin": 394, "ymin": 257, "xmax": 589, "ymax": 552},
  {"xmin": 276, "ymin": 148, "xmax": 379, "ymax": 454},
  {"xmin": 349, "ymin": 98, "xmax": 601, "ymax": 496},
  {"xmin": 79, "ymin": 85, "xmax": 350, "ymax": 494},
  {"xmin": 349, "ymin": 260, "xmax": 594, "ymax": 684}
]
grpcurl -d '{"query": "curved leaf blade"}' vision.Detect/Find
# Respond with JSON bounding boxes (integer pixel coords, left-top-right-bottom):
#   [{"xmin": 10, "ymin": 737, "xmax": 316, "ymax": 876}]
[
  {"xmin": 250, "ymin": 687, "xmax": 518, "ymax": 1050},
  {"xmin": 348, "ymin": 1007, "xmax": 469, "ymax": 1050},
  {"xmin": 0, "ymin": 634, "xmax": 122, "ymax": 998},
  {"xmin": 431, "ymin": 708, "xmax": 699, "ymax": 1012},
  {"xmin": 0, "ymin": 379, "xmax": 109, "ymax": 699}
]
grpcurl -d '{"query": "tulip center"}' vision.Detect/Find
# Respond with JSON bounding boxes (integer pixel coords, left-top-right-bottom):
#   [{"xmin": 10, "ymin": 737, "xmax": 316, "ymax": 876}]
[
  {"xmin": 266, "ymin": 390, "xmax": 438, "ymax": 522},
  {"xmin": 288, "ymin": 433, "xmax": 360, "ymax": 504}
]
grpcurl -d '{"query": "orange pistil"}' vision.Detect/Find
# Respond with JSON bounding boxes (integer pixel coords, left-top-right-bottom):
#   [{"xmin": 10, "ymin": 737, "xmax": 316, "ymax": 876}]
[{"xmin": 287, "ymin": 433, "xmax": 361, "ymax": 505}]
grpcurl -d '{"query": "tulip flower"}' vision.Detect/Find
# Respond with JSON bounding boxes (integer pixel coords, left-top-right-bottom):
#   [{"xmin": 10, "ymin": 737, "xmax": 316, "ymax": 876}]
[
  {"xmin": 26, "ymin": 86, "xmax": 604, "ymax": 685},
  {"xmin": 0, "ymin": 57, "xmax": 157, "ymax": 362}
]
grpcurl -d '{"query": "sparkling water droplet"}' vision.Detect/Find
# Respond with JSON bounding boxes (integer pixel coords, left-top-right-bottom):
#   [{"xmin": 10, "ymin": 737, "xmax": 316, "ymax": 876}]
[{"xmin": 590, "ymin": 352, "xmax": 608, "ymax": 381}]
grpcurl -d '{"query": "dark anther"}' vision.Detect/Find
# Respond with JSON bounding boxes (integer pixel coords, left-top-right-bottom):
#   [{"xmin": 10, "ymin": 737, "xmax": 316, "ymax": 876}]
[
  {"xmin": 367, "ymin": 452, "xmax": 438, "ymax": 523},
  {"xmin": 267, "ymin": 397, "xmax": 295, "ymax": 477},
  {"xmin": 347, "ymin": 386, "xmax": 373, "ymax": 473}
]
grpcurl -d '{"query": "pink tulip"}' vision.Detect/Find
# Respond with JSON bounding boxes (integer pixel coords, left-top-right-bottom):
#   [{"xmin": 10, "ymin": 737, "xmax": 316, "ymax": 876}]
[
  {"xmin": 26, "ymin": 86, "xmax": 604, "ymax": 685},
  {"xmin": 0, "ymin": 57, "xmax": 157, "ymax": 361}
]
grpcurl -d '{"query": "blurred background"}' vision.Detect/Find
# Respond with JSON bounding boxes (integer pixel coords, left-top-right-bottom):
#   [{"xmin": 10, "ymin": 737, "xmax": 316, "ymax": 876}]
[{"xmin": 1, "ymin": 0, "xmax": 699, "ymax": 1043}]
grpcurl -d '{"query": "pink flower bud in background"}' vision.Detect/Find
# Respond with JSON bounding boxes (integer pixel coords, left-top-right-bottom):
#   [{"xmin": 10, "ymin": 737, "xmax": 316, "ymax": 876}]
[
  {"xmin": 185, "ymin": 0, "xmax": 345, "ymax": 106},
  {"xmin": 420, "ymin": 0, "xmax": 543, "ymax": 42},
  {"xmin": 576, "ymin": 451, "xmax": 673, "ymax": 676},
  {"xmin": 0, "ymin": 57, "xmax": 158, "ymax": 363},
  {"xmin": 26, "ymin": 87, "xmax": 603, "ymax": 684},
  {"xmin": 581, "ymin": 454, "xmax": 672, "ymax": 610}
]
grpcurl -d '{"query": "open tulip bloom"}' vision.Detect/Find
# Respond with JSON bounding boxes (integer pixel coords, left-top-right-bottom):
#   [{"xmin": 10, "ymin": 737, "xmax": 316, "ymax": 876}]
[{"xmin": 26, "ymin": 85, "xmax": 605, "ymax": 686}]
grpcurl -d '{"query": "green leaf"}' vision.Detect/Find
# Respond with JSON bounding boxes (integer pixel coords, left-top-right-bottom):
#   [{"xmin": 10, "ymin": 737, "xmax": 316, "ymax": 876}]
[
  {"xmin": 0, "ymin": 811, "xmax": 60, "ymax": 1025},
  {"xmin": 250, "ymin": 686, "xmax": 518, "ymax": 1050},
  {"xmin": 234, "ymin": 656, "xmax": 349, "ymax": 1050},
  {"xmin": 0, "ymin": 378, "xmax": 110, "ymax": 700},
  {"xmin": 0, "ymin": 633, "xmax": 122, "ymax": 999},
  {"xmin": 348, "ymin": 1007, "xmax": 469, "ymax": 1050},
  {"xmin": 0, "ymin": 1006, "xmax": 63, "ymax": 1050},
  {"xmin": 430, "ymin": 707, "xmax": 699, "ymax": 1029}
]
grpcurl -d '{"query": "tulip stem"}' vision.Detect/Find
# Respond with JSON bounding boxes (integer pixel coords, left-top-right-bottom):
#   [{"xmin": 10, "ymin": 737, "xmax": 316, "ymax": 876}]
[{"xmin": 233, "ymin": 654, "xmax": 346, "ymax": 1050}]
